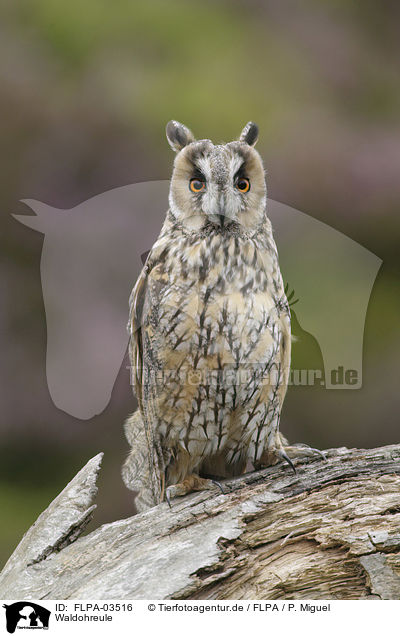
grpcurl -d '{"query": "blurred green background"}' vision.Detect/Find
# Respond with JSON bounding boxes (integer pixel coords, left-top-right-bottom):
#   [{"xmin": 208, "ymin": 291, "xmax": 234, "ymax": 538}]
[{"xmin": 1, "ymin": 0, "xmax": 399, "ymax": 568}]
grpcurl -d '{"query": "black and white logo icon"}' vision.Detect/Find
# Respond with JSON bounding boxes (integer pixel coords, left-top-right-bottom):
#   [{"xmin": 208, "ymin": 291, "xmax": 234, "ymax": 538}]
[{"xmin": 3, "ymin": 602, "xmax": 50, "ymax": 633}]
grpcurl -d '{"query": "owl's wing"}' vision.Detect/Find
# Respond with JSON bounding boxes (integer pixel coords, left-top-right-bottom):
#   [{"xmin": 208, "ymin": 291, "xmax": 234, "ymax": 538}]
[
  {"xmin": 128, "ymin": 245, "xmax": 170, "ymax": 409},
  {"xmin": 127, "ymin": 254, "xmax": 164, "ymax": 506},
  {"xmin": 128, "ymin": 264, "xmax": 148, "ymax": 410}
]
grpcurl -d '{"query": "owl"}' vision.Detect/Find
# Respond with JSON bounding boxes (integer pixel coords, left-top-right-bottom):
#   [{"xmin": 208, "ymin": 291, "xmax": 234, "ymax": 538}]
[{"xmin": 122, "ymin": 121, "xmax": 323, "ymax": 511}]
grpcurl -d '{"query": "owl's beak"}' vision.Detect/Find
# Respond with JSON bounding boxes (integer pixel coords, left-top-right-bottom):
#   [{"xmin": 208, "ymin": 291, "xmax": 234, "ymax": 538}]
[
  {"xmin": 205, "ymin": 210, "xmax": 227, "ymax": 227},
  {"xmin": 204, "ymin": 193, "xmax": 229, "ymax": 227},
  {"xmin": 207, "ymin": 211, "xmax": 226, "ymax": 227}
]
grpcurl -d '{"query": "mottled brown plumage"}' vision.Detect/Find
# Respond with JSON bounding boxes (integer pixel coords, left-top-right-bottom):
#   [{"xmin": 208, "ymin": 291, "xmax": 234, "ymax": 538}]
[{"xmin": 122, "ymin": 121, "xmax": 322, "ymax": 511}]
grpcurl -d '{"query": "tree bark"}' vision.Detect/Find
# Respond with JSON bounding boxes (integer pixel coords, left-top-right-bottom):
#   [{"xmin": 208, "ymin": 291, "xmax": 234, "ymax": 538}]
[{"xmin": 1, "ymin": 445, "xmax": 400, "ymax": 600}]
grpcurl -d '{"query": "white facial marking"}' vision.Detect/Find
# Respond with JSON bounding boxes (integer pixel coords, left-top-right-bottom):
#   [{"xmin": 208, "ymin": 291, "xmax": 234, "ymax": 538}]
[
  {"xmin": 197, "ymin": 156, "xmax": 212, "ymax": 182},
  {"xmin": 229, "ymin": 154, "xmax": 243, "ymax": 181}
]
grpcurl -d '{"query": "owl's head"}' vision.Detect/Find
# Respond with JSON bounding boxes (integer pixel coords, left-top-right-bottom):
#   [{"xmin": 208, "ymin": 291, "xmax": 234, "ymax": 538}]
[{"xmin": 166, "ymin": 121, "xmax": 266, "ymax": 233}]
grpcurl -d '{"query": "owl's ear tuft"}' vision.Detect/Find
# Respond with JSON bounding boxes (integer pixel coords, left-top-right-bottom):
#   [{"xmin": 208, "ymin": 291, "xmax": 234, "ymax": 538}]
[
  {"xmin": 166, "ymin": 120, "xmax": 196, "ymax": 152},
  {"xmin": 239, "ymin": 122, "xmax": 259, "ymax": 147}
]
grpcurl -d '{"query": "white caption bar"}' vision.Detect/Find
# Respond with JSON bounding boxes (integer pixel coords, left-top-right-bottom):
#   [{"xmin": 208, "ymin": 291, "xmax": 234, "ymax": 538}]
[{"xmin": 1, "ymin": 599, "xmax": 396, "ymax": 635}]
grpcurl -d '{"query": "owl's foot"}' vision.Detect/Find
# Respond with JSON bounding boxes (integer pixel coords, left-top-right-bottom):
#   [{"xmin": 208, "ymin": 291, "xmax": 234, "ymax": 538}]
[
  {"xmin": 259, "ymin": 438, "xmax": 326, "ymax": 474},
  {"xmin": 280, "ymin": 443, "xmax": 326, "ymax": 474},
  {"xmin": 165, "ymin": 474, "xmax": 224, "ymax": 507}
]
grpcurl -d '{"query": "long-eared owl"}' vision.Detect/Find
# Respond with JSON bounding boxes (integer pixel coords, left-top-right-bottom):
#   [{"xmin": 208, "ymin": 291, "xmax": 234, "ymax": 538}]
[{"xmin": 122, "ymin": 121, "xmax": 322, "ymax": 511}]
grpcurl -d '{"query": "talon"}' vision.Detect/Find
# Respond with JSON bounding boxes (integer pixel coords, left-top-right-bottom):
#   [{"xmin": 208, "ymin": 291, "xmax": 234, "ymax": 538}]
[
  {"xmin": 311, "ymin": 447, "xmax": 327, "ymax": 461},
  {"xmin": 277, "ymin": 449, "xmax": 297, "ymax": 474},
  {"xmin": 283, "ymin": 443, "xmax": 326, "ymax": 462},
  {"xmin": 211, "ymin": 479, "xmax": 225, "ymax": 494},
  {"xmin": 164, "ymin": 474, "xmax": 220, "ymax": 507},
  {"xmin": 295, "ymin": 444, "xmax": 327, "ymax": 461}
]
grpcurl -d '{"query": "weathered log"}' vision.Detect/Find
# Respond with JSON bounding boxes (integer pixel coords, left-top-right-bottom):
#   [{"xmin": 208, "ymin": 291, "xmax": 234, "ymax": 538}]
[{"xmin": 1, "ymin": 445, "xmax": 400, "ymax": 600}]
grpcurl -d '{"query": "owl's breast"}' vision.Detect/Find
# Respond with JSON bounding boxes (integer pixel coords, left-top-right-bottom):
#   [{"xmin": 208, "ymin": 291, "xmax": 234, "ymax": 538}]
[
  {"xmin": 139, "ymin": 232, "xmax": 290, "ymax": 471},
  {"xmin": 147, "ymin": 235, "xmax": 284, "ymax": 371}
]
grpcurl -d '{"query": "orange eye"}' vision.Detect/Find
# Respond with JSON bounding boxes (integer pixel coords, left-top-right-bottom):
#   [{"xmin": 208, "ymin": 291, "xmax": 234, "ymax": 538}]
[
  {"xmin": 190, "ymin": 178, "xmax": 205, "ymax": 193},
  {"xmin": 236, "ymin": 177, "xmax": 250, "ymax": 193}
]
